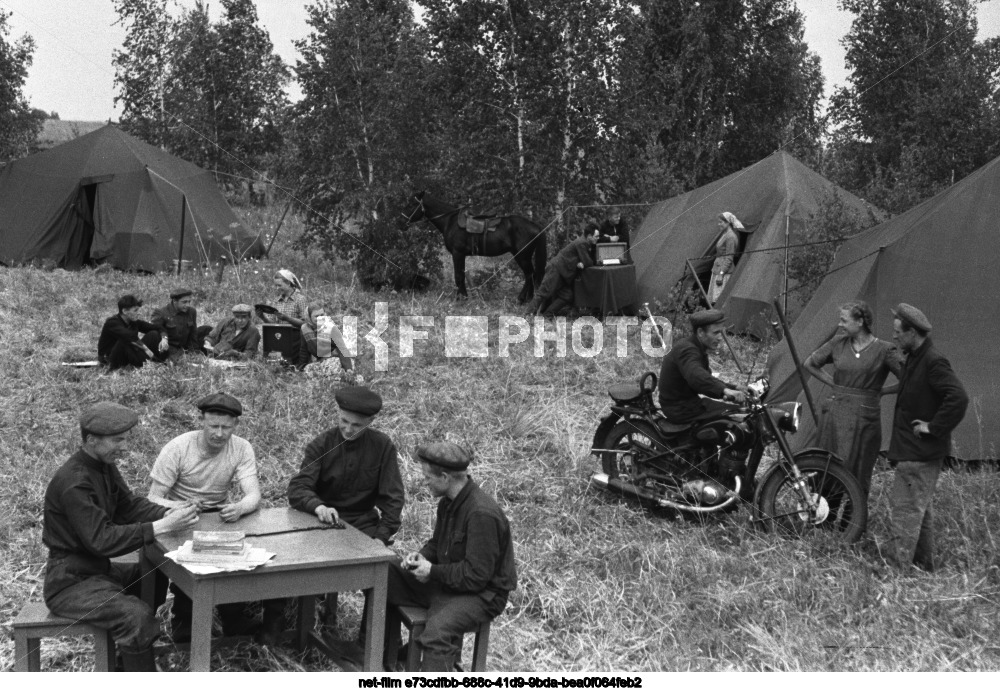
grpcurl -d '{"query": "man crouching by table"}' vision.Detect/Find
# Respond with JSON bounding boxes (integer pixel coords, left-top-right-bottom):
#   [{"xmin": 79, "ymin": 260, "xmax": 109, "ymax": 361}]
[
  {"xmin": 43, "ymin": 402, "xmax": 199, "ymax": 671},
  {"xmin": 386, "ymin": 442, "xmax": 517, "ymax": 672},
  {"xmin": 147, "ymin": 392, "xmax": 262, "ymax": 642}
]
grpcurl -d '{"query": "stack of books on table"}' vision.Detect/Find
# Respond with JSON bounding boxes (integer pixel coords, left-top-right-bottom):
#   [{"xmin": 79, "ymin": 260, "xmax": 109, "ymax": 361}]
[{"xmin": 176, "ymin": 530, "xmax": 252, "ymax": 565}]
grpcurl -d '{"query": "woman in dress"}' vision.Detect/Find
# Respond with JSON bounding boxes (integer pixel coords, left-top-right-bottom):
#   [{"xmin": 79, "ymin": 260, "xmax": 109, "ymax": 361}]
[
  {"xmin": 803, "ymin": 301, "xmax": 901, "ymax": 496},
  {"xmin": 709, "ymin": 212, "xmax": 743, "ymax": 305}
]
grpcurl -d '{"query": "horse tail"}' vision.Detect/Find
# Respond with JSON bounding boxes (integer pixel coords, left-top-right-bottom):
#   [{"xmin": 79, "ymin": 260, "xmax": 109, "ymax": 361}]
[{"xmin": 531, "ymin": 223, "xmax": 547, "ymax": 288}]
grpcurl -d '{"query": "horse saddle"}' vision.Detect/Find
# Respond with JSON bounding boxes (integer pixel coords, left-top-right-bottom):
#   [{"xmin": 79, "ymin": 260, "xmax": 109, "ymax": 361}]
[{"xmin": 457, "ymin": 210, "xmax": 502, "ymax": 235}]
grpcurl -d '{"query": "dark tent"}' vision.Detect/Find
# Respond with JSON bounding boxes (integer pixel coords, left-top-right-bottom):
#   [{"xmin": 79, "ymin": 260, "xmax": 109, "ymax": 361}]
[
  {"xmin": 631, "ymin": 151, "xmax": 879, "ymax": 335},
  {"xmin": 768, "ymin": 153, "xmax": 1000, "ymax": 461},
  {"xmin": 0, "ymin": 124, "xmax": 262, "ymax": 271}
]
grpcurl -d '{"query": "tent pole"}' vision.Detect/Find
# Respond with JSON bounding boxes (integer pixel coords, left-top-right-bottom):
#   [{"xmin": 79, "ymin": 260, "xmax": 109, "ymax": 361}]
[
  {"xmin": 264, "ymin": 184, "xmax": 300, "ymax": 258},
  {"xmin": 783, "ymin": 215, "xmax": 789, "ymax": 316},
  {"xmin": 177, "ymin": 195, "xmax": 187, "ymax": 276},
  {"xmin": 686, "ymin": 258, "xmax": 745, "ymax": 375},
  {"xmin": 772, "ymin": 297, "xmax": 819, "ymax": 423}
]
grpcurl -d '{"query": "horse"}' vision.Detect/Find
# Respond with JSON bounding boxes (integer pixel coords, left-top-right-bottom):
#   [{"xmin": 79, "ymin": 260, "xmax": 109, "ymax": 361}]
[{"xmin": 403, "ymin": 191, "xmax": 547, "ymax": 303}]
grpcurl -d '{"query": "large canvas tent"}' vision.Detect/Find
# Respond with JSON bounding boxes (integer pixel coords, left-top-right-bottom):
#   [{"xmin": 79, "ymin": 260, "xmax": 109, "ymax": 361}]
[
  {"xmin": 632, "ymin": 151, "xmax": 879, "ymax": 335},
  {"xmin": 768, "ymin": 153, "xmax": 1000, "ymax": 461},
  {"xmin": 0, "ymin": 124, "xmax": 262, "ymax": 271}
]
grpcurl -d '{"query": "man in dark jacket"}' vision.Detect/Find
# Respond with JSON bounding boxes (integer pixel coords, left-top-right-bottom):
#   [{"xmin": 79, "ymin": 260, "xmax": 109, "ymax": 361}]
[
  {"xmin": 526, "ymin": 227, "xmax": 599, "ymax": 316},
  {"xmin": 887, "ymin": 303, "xmax": 968, "ymax": 571},
  {"xmin": 150, "ymin": 288, "xmax": 211, "ymax": 363},
  {"xmin": 386, "ymin": 441, "xmax": 517, "ymax": 672},
  {"xmin": 43, "ymin": 402, "xmax": 199, "ymax": 671},
  {"xmin": 658, "ymin": 309, "xmax": 746, "ymax": 422},
  {"xmin": 203, "ymin": 303, "xmax": 261, "ymax": 359},
  {"xmin": 97, "ymin": 294, "xmax": 161, "ymax": 370},
  {"xmin": 598, "ymin": 208, "xmax": 631, "ymax": 261},
  {"xmin": 264, "ymin": 386, "xmax": 404, "ymax": 643}
]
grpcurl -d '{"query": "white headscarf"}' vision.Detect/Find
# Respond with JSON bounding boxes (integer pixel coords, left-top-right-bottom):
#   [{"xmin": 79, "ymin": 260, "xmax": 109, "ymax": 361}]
[
  {"xmin": 276, "ymin": 268, "xmax": 302, "ymax": 290},
  {"xmin": 719, "ymin": 212, "xmax": 745, "ymax": 231}
]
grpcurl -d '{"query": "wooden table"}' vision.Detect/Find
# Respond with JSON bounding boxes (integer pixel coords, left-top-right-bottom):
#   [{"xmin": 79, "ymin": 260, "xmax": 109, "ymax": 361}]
[
  {"xmin": 574, "ymin": 264, "xmax": 638, "ymax": 316},
  {"xmin": 142, "ymin": 507, "xmax": 395, "ymax": 672}
]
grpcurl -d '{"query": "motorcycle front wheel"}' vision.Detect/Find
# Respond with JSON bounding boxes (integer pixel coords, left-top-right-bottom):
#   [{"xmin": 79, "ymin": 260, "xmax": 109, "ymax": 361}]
[
  {"xmin": 601, "ymin": 420, "xmax": 660, "ymax": 482},
  {"xmin": 754, "ymin": 453, "xmax": 867, "ymax": 543}
]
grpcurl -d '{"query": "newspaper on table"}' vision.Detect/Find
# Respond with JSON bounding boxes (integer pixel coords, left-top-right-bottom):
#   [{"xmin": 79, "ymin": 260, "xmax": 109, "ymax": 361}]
[{"xmin": 167, "ymin": 540, "xmax": 275, "ymax": 575}]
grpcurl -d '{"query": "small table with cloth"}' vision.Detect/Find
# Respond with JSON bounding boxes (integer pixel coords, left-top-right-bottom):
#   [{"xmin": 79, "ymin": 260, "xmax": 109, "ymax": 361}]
[
  {"xmin": 574, "ymin": 264, "xmax": 638, "ymax": 316},
  {"xmin": 142, "ymin": 507, "xmax": 395, "ymax": 671}
]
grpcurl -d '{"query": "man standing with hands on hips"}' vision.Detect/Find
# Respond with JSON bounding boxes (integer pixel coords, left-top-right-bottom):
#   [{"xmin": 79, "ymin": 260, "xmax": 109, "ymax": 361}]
[
  {"xmin": 887, "ymin": 303, "xmax": 967, "ymax": 572},
  {"xmin": 387, "ymin": 441, "xmax": 517, "ymax": 672}
]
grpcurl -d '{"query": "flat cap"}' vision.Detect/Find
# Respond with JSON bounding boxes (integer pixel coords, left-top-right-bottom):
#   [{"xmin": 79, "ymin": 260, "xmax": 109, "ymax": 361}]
[
  {"xmin": 80, "ymin": 402, "xmax": 139, "ymax": 436},
  {"xmin": 335, "ymin": 386, "xmax": 382, "ymax": 416},
  {"xmin": 892, "ymin": 303, "xmax": 932, "ymax": 333},
  {"xmin": 416, "ymin": 441, "xmax": 472, "ymax": 471},
  {"xmin": 689, "ymin": 309, "xmax": 725, "ymax": 328},
  {"xmin": 232, "ymin": 303, "xmax": 252, "ymax": 315},
  {"xmin": 197, "ymin": 392, "xmax": 243, "ymax": 417},
  {"xmin": 170, "ymin": 287, "xmax": 193, "ymax": 300}
]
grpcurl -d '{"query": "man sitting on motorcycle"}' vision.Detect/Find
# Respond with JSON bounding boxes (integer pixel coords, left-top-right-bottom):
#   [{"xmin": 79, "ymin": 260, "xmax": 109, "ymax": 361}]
[{"xmin": 658, "ymin": 309, "xmax": 747, "ymax": 422}]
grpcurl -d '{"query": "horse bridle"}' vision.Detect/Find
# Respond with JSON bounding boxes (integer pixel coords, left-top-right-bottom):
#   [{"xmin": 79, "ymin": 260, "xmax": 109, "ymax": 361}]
[{"xmin": 401, "ymin": 195, "xmax": 462, "ymax": 224}]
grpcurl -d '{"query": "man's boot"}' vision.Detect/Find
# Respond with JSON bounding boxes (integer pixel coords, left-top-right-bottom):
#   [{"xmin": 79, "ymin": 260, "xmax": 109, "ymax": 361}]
[
  {"xmin": 120, "ymin": 648, "xmax": 157, "ymax": 672},
  {"xmin": 421, "ymin": 652, "xmax": 456, "ymax": 672}
]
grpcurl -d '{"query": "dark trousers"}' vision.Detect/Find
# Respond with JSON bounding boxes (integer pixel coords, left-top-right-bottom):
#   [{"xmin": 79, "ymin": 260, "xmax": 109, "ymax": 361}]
[
  {"xmin": 148, "ymin": 327, "xmax": 213, "ymax": 363},
  {"xmin": 385, "ymin": 562, "xmax": 502, "ymax": 660},
  {"xmin": 153, "ymin": 571, "xmax": 251, "ymax": 633},
  {"xmin": 45, "ymin": 562, "xmax": 161, "ymax": 654},
  {"xmin": 889, "ymin": 459, "xmax": 942, "ymax": 570},
  {"xmin": 105, "ymin": 331, "xmax": 161, "ymax": 371}
]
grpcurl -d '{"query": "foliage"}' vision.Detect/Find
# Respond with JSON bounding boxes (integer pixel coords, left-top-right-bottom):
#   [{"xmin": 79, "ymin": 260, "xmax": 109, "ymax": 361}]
[
  {"xmin": 287, "ymin": 0, "xmax": 441, "ymax": 287},
  {"xmin": 827, "ymin": 0, "xmax": 1000, "ymax": 213},
  {"xmin": 620, "ymin": 0, "xmax": 824, "ymax": 189},
  {"xmin": 0, "ymin": 9, "xmax": 44, "ymax": 162},
  {"xmin": 785, "ymin": 192, "xmax": 883, "ymax": 306},
  {"xmin": 113, "ymin": 0, "xmax": 288, "ymax": 177}
]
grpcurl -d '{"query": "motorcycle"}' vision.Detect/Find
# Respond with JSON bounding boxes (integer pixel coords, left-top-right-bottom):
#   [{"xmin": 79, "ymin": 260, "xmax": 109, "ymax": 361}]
[{"xmin": 590, "ymin": 372, "xmax": 867, "ymax": 543}]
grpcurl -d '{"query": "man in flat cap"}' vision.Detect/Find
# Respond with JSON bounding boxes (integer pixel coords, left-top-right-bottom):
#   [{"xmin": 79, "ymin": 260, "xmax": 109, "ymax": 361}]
[
  {"xmin": 277, "ymin": 386, "xmax": 404, "ymax": 640},
  {"xmin": 203, "ymin": 304, "xmax": 261, "ymax": 360},
  {"xmin": 658, "ymin": 309, "xmax": 746, "ymax": 422},
  {"xmin": 150, "ymin": 288, "xmax": 212, "ymax": 363},
  {"xmin": 886, "ymin": 303, "xmax": 967, "ymax": 571},
  {"xmin": 525, "ymin": 226, "xmax": 600, "ymax": 316},
  {"xmin": 43, "ymin": 402, "xmax": 199, "ymax": 671},
  {"xmin": 385, "ymin": 441, "xmax": 517, "ymax": 672},
  {"xmin": 97, "ymin": 294, "xmax": 162, "ymax": 370},
  {"xmin": 147, "ymin": 392, "xmax": 261, "ymax": 640}
]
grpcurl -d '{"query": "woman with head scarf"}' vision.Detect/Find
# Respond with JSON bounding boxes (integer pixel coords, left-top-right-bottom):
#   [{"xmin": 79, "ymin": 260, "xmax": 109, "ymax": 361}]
[
  {"xmin": 298, "ymin": 304, "xmax": 355, "ymax": 373},
  {"xmin": 708, "ymin": 212, "xmax": 744, "ymax": 305},
  {"xmin": 802, "ymin": 300, "xmax": 902, "ymax": 497},
  {"xmin": 259, "ymin": 269, "xmax": 311, "ymax": 328}
]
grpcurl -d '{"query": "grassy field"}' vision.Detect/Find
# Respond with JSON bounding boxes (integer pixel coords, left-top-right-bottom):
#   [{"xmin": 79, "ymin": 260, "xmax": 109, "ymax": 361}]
[{"xmin": 1, "ymin": 204, "xmax": 999, "ymax": 672}]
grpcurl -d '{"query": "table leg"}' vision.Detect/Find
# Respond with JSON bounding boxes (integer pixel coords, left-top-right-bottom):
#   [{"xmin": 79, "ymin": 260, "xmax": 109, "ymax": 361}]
[
  {"xmin": 189, "ymin": 582, "xmax": 214, "ymax": 672},
  {"xmin": 297, "ymin": 596, "xmax": 317, "ymax": 651},
  {"xmin": 362, "ymin": 563, "xmax": 388, "ymax": 672}
]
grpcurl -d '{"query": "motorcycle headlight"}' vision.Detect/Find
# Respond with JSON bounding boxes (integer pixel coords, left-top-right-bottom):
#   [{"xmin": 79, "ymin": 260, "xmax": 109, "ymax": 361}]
[{"xmin": 772, "ymin": 402, "xmax": 801, "ymax": 433}]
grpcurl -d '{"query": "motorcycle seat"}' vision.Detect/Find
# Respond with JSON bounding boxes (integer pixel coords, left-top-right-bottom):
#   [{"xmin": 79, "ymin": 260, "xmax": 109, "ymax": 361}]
[
  {"xmin": 657, "ymin": 419, "xmax": 692, "ymax": 435},
  {"xmin": 608, "ymin": 383, "xmax": 643, "ymax": 404}
]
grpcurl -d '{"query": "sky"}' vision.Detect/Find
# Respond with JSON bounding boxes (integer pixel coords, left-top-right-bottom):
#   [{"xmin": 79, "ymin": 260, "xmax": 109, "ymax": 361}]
[{"xmin": 1, "ymin": 0, "xmax": 999, "ymax": 122}]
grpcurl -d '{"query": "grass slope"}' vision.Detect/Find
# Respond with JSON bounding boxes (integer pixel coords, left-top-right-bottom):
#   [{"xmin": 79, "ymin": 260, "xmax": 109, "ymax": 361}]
[{"xmin": 1, "ymin": 206, "xmax": 998, "ymax": 671}]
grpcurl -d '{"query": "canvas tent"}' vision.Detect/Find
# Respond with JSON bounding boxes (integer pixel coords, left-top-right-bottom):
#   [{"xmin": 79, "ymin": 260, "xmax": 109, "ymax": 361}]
[
  {"xmin": 632, "ymin": 151, "xmax": 879, "ymax": 336},
  {"xmin": 0, "ymin": 124, "xmax": 262, "ymax": 271},
  {"xmin": 768, "ymin": 153, "xmax": 1000, "ymax": 461}
]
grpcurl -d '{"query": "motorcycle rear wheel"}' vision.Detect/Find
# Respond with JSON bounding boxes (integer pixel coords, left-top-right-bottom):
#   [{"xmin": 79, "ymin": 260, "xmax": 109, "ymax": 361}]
[
  {"xmin": 754, "ymin": 453, "xmax": 867, "ymax": 543},
  {"xmin": 601, "ymin": 420, "xmax": 660, "ymax": 482}
]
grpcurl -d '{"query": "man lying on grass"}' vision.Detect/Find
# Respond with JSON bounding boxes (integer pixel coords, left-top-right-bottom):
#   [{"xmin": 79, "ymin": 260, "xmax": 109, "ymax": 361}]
[
  {"xmin": 43, "ymin": 402, "xmax": 198, "ymax": 671},
  {"xmin": 147, "ymin": 392, "xmax": 262, "ymax": 642},
  {"xmin": 203, "ymin": 303, "xmax": 261, "ymax": 360}
]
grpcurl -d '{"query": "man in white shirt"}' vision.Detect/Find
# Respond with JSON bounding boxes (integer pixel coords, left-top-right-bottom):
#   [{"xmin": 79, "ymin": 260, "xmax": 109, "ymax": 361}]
[{"xmin": 148, "ymin": 392, "xmax": 261, "ymax": 641}]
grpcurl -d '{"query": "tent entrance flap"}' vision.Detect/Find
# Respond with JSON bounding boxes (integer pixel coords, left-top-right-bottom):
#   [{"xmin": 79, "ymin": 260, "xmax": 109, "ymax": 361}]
[{"xmin": 63, "ymin": 183, "xmax": 99, "ymax": 269}]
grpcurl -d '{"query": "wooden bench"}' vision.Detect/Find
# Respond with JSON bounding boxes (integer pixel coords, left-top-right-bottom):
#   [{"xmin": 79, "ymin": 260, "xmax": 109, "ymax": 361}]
[
  {"xmin": 13, "ymin": 602, "xmax": 116, "ymax": 672},
  {"xmin": 12, "ymin": 551, "xmax": 140, "ymax": 671},
  {"xmin": 392, "ymin": 604, "xmax": 491, "ymax": 672}
]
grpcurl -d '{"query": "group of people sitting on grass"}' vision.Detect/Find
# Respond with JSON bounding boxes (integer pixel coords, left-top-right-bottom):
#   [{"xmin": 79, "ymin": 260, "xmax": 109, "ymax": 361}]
[{"xmin": 96, "ymin": 268, "xmax": 354, "ymax": 375}]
